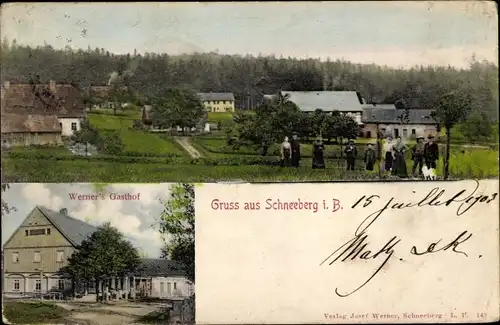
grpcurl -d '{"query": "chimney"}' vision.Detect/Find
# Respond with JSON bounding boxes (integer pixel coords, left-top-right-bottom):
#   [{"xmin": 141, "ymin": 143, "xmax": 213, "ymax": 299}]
[
  {"xmin": 59, "ymin": 208, "xmax": 68, "ymax": 216},
  {"xmin": 49, "ymin": 80, "xmax": 56, "ymax": 92},
  {"xmin": 3, "ymin": 81, "xmax": 10, "ymax": 90}
]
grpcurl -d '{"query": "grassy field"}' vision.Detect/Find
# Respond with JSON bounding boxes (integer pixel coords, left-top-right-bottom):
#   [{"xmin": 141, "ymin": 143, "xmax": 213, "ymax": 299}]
[
  {"xmin": 88, "ymin": 113, "xmax": 186, "ymax": 156},
  {"xmin": 207, "ymin": 112, "xmax": 235, "ymax": 123},
  {"xmin": 3, "ymin": 144, "xmax": 497, "ymax": 182},
  {"xmin": 3, "ymin": 301, "xmax": 70, "ymax": 324},
  {"xmin": 2, "ymin": 112, "xmax": 497, "ymax": 182}
]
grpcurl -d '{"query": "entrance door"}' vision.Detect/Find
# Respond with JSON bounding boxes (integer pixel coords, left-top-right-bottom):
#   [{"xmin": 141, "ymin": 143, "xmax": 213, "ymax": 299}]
[
  {"xmin": 394, "ymin": 128, "xmax": 399, "ymax": 138},
  {"xmin": 160, "ymin": 282, "xmax": 165, "ymax": 298}
]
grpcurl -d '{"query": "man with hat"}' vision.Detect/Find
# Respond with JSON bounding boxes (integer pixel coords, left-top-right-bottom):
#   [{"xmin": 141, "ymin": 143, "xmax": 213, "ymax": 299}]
[
  {"xmin": 290, "ymin": 133, "xmax": 301, "ymax": 168},
  {"xmin": 423, "ymin": 134, "xmax": 439, "ymax": 172},
  {"xmin": 344, "ymin": 139, "xmax": 357, "ymax": 171},
  {"xmin": 411, "ymin": 135, "xmax": 426, "ymax": 177}
]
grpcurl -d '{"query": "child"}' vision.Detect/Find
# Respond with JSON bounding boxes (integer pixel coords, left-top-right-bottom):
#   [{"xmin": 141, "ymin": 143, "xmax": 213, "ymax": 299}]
[{"xmin": 364, "ymin": 143, "xmax": 376, "ymax": 171}]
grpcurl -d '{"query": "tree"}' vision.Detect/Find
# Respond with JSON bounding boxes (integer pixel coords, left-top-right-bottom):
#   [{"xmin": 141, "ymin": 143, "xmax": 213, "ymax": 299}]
[
  {"xmin": 332, "ymin": 113, "xmax": 360, "ymax": 157},
  {"xmin": 231, "ymin": 91, "xmax": 302, "ymax": 155},
  {"xmin": 459, "ymin": 111, "xmax": 493, "ymax": 143},
  {"xmin": 311, "ymin": 109, "xmax": 329, "ymax": 137},
  {"xmin": 60, "ymin": 222, "xmax": 140, "ymax": 301},
  {"xmin": 71, "ymin": 121, "xmax": 102, "ymax": 155},
  {"xmin": 1, "ymin": 183, "xmax": 16, "ymax": 217},
  {"xmin": 101, "ymin": 131, "xmax": 124, "ymax": 155},
  {"xmin": 395, "ymin": 99, "xmax": 411, "ymax": 137},
  {"xmin": 151, "ymin": 88, "xmax": 205, "ymax": 133},
  {"xmin": 158, "ymin": 183, "xmax": 195, "ymax": 282},
  {"xmin": 432, "ymin": 90, "xmax": 473, "ymax": 179}
]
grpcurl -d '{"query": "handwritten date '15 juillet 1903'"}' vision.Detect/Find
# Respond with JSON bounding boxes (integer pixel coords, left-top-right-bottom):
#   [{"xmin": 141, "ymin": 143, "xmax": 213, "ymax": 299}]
[{"xmin": 319, "ymin": 180, "xmax": 498, "ymax": 298}]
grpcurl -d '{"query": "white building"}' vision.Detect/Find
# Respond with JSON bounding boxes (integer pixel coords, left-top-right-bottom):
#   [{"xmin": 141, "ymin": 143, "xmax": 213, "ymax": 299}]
[{"xmin": 282, "ymin": 91, "xmax": 366, "ymax": 124}]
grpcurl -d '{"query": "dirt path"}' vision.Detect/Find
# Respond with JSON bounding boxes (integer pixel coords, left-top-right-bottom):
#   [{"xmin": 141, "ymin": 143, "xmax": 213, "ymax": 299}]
[
  {"xmin": 175, "ymin": 137, "xmax": 203, "ymax": 159},
  {"xmin": 56, "ymin": 302, "xmax": 163, "ymax": 325}
]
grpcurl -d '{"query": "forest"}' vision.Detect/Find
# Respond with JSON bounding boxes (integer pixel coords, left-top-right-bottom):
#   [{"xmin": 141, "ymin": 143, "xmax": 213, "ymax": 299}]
[{"xmin": 1, "ymin": 38, "xmax": 498, "ymax": 119}]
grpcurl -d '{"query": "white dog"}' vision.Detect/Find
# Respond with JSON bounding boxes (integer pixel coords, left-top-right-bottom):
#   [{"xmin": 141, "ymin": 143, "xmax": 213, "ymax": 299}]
[{"xmin": 421, "ymin": 165, "xmax": 437, "ymax": 180}]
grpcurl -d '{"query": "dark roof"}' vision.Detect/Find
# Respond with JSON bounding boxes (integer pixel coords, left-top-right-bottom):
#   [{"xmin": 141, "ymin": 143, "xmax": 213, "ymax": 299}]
[
  {"xmin": 37, "ymin": 206, "xmax": 98, "ymax": 247},
  {"xmin": 198, "ymin": 92, "xmax": 235, "ymax": 101},
  {"xmin": 1, "ymin": 83, "xmax": 85, "ymax": 118},
  {"xmin": 362, "ymin": 104, "xmax": 396, "ymax": 110},
  {"xmin": 1, "ymin": 114, "xmax": 62, "ymax": 133},
  {"xmin": 362, "ymin": 108, "xmax": 436, "ymax": 124},
  {"xmin": 282, "ymin": 91, "xmax": 364, "ymax": 112},
  {"xmin": 135, "ymin": 258, "xmax": 187, "ymax": 277},
  {"xmin": 89, "ymin": 85, "xmax": 129, "ymax": 98}
]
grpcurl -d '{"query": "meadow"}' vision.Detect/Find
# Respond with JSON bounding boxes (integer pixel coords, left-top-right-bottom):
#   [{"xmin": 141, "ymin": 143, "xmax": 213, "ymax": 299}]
[
  {"xmin": 2, "ymin": 111, "xmax": 497, "ymax": 182},
  {"xmin": 88, "ymin": 113, "xmax": 186, "ymax": 156}
]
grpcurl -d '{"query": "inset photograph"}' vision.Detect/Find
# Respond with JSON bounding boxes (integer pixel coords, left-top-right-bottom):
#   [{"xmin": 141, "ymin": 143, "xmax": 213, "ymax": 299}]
[{"xmin": 1, "ymin": 183, "xmax": 195, "ymax": 325}]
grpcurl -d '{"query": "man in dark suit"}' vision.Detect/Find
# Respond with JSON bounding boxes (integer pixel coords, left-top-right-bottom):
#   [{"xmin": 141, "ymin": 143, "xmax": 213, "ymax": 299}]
[
  {"xmin": 423, "ymin": 134, "xmax": 439, "ymax": 170},
  {"xmin": 290, "ymin": 134, "xmax": 301, "ymax": 168}
]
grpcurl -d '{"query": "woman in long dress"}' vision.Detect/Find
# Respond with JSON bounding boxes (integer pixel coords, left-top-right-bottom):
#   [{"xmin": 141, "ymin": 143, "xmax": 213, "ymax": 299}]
[
  {"xmin": 280, "ymin": 136, "xmax": 292, "ymax": 167},
  {"xmin": 392, "ymin": 136, "xmax": 408, "ymax": 178},
  {"xmin": 382, "ymin": 135, "xmax": 394, "ymax": 174},
  {"xmin": 312, "ymin": 136, "xmax": 326, "ymax": 169}
]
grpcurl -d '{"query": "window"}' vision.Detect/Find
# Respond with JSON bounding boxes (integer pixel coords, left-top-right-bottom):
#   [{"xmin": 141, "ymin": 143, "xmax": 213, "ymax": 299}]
[
  {"xmin": 394, "ymin": 129, "xmax": 399, "ymax": 138},
  {"xmin": 46, "ymin": 228, "xmax": 51, "ymax": 235},
  {"xmin": 71, "ymin": 122, "xmax": 77, "ymax": 131},
  {"xmin": 412, "ymin": 129, "xmax": 416, "ymax": 135},
  {"xmin": 173, "ymin": 282, "xmax": 177, "ymax": 290},
  {"xmin": 29, "ymin": 228, "xmax": 46, "ymax": 236},
  {"xmin": 13, "ymin": 280, "xmax": 20, "ymax": 291},
  {"xmin": 33, "ymin": 251, "xmax": 41, "ymax": 263},
  {"xmin": 59, "ymin": 122, "xmax": 62, "ymax": 129},
  {"xmin": 35, "ymin": 280, "xmax": 41, "ymax": 291},
  {"xmin": 58, "ymin": 279, "xmax": 65, "ymax": 290},
  {"xmin": 12, "ymin": 252, "xmax": 19, "ymax": 263},
  {"xmin": 25, "ymin": 230, "xmax": 29, "ymax": 236},
  {"xmin": 56, "ymin": 251, "xmax": 64, "ymax": 262}
]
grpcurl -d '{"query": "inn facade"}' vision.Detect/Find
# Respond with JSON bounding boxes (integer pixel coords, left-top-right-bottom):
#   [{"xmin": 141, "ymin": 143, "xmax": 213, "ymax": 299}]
[{"xmin": 2, "ymin": 206, "xmax": 193, "ymax": 299}]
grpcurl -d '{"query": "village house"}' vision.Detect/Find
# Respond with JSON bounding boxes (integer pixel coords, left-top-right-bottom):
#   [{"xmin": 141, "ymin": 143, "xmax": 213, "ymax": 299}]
[
  {"xmin": 361, "ymin": 107, "xmax": 437, "ymax": 139},
  {"xmin": 198, "ymin": 92, "xmax": 235, "ymax": 112},
  {"xmin": 1, "ymin": 80, "xmax": 86, "ymax": 140},
  {"xmin": 1, "ymin": 113, "xmax": 63, "ymax": 146},
  {"xmin": 282, "ymin": 91, "xmax": 366, "ymax": 124},
  {"xmin": 87, "ymin": 85, "xmax": 130, "ymax": 110},
  {"xmin": 2, "ymin": 206, "xmax": 194, "ymax": 300}
]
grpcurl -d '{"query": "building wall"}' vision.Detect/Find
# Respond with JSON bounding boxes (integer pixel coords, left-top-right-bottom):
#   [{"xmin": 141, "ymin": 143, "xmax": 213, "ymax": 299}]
[
  {"xmin": 3, "ymin": 208, "xmax": 75, "ymax": 274},
  {"xmin": 2, "ymin": 132, "xmax": 63, "ymax": 146},
  {"xmin": 59, "ymin": 117, "xmax": 82, "ymax": 136},
  {"xmin": 362, "ymin": 123, "xmax": 438, "ymax": 139},
  {"xmin": 150, "ymin": 276, "xmax": 194, "ymax": 298},
  {"xmin": 202, "ymin": 100, "xmax": 235, "ymax": 113},
  {"xmin": 342, "ymin": 111, "xmax": 363, "ymax": 124},
  {"xmin": 4, "ymin": 272, "xmax": 71, "ymax": 295}
]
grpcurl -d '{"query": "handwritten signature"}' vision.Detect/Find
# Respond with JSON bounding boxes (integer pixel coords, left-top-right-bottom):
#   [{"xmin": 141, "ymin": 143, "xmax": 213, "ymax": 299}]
[{"xmin": 320, "ymin": 180, "xmax": 498, "ymax": 297}]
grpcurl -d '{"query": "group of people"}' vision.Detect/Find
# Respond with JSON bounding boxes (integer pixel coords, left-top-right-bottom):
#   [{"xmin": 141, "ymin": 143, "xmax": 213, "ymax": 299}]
[
  {"xmin": 381, "ymin": 134, "xmax": 439, "ymax": 178},
  {"xmin": 280, "ymin": 134, "xmax": 326, "ymax": 169},
  {"xmin": 279, "ymin": 133, "xmax": 440, "ymax": 179}
]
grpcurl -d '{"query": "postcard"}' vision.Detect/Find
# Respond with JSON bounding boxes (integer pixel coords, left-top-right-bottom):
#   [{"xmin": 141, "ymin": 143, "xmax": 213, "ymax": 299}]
[
  {"xmin": 0, "ymin": 1, "xmax": 498, "ymax": 183},
  {"xmin": 1, "ymin": 183, "xmax": 195, "ymax": 324},
  {"xmin": 196, "ymin": 180, "xmax": 499, "ymax": 324}
]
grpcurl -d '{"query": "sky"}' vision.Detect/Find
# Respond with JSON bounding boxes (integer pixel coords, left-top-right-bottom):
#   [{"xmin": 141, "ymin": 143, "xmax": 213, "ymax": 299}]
[
  {"xmin": 1, "ymin": 1, "xmax": 498, "ymax": 69},
  {"xmin": 1, "ymin": 183, "xmax": 177, "ymax": 258}
]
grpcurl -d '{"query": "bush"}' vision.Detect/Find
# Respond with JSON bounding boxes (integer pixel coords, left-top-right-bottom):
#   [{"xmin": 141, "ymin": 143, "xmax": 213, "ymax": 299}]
[{"xmin": 3, "ymin": 301, "xmax": 69, "ymax": 324}]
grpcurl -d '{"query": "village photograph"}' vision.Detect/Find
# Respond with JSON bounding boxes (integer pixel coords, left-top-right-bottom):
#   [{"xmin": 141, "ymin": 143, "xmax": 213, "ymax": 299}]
[
  {"xmin": 1, "ymin": 2, "xmax": 498, "ymax": 182},
  {"xmin": 1, "ymin": 183, "xmax": 195, "ymax": 325}
]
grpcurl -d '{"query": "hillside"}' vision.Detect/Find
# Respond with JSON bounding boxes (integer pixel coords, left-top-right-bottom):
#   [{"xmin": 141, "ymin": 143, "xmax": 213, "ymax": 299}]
[{"xmin": 1, "ymin": 39, "xmax": 498, "ymax": 118}]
